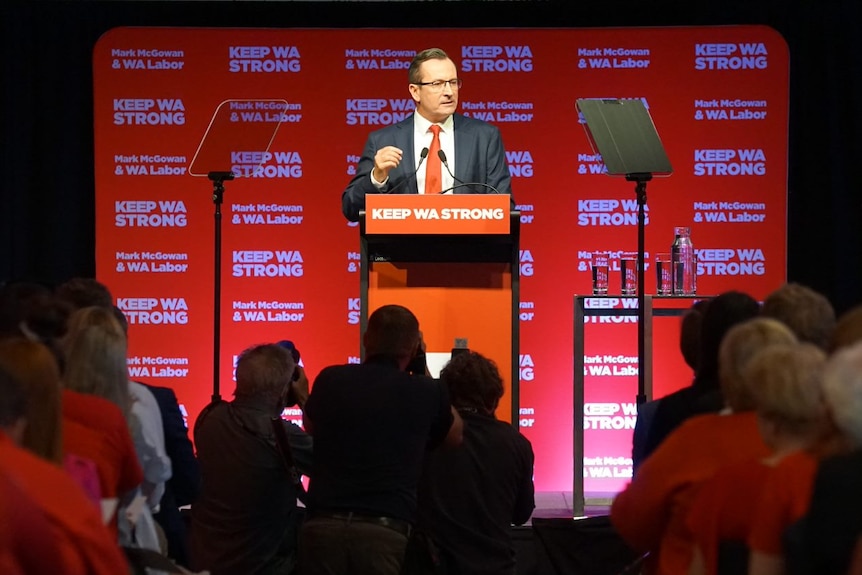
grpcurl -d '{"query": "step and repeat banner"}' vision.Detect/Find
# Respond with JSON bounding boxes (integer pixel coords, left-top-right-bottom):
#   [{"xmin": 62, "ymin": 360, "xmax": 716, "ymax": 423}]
[{"xmin": 94, "ymin": 26, "xmax": 788, "ymax": 495}]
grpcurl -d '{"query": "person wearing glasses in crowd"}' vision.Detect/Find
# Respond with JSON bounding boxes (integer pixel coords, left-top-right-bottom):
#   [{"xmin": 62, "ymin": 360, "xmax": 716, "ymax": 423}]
[{"xmin": 341, "ymin": 47, "xmax": 514, "ymax": 222}]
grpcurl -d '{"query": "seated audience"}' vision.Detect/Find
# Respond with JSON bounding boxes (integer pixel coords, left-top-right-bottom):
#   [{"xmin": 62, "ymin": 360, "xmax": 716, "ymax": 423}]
[
  {"xmin": 416, "ymin": 350, "xmax": 535, "ymax": 575},
  {"xmin": 190, "ymin": 342, "xmax": 312, "ymax": 575},
  {"xmin": 146, "ymin": 381, "xmax": 200, "ymax": 568},
  {"xmin": 0, "ymin": 337, "xmax": 101, "ymax": 506},
  {"xmin": 796, "ymin": 341, "xmax": 862, "ymax": 575},
  {"xmin": 61, "ymin": 305, "xmax": 143, "ymax": 530},
  {"xmin": 0, "ymin": 363, "xmax": 130, "ymax": 574},
  {"xmin": 611, "ymin": 312, "xmax": 788, "ymax": 575},
  {"xmin": 761, "ymin": 282, "xmax": 836, "ymax": 350},
  {"xmin": 633, "ymin": 299, "xmax": 709, "ymax": 473},
  {"xmin": 685, "ymin": 334, "xmax": 825, "ymax": 575},
  {"xmin": 0, "ymin": 280, "xmax": 71, "ymax": 366},
  {"xmin": 640, "ymin": 291, "xmax": 760, "ymax": 461}
]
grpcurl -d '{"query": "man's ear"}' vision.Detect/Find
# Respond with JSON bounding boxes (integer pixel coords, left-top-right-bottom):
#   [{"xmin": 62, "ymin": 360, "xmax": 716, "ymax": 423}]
[{"xmin": 408, "ymin": 83, "xmax": 421, "ymax": 104}]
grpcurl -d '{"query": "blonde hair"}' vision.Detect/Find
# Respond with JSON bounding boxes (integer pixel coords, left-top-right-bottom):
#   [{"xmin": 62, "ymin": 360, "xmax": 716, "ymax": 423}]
[
  {"xmin": 62, "ymin": 306, "xmax": 130, "ymax": 418},
  {"xmin": 0, "ymin": 337, "xmax": 64, "ymax": 463},
  {"xmin": 746, "ymin": 343, "xmax": 827, "ymax": 438},
  {"xmin": 719, "ymin": 317, "xmax": 798, "ymax": 412},
  {"xmin": 821, "ymin": 340, "xmax": 862, "ymax": 446}
]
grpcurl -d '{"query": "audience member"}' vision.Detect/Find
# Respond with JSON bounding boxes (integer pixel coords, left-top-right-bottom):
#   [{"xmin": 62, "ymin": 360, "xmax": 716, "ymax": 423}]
[
  {"xmin": 58, "ymin": 275, "xmax": 200, "ymax": 564},
  {"xmin": 107, "ymin": 307, "xmax": 173, "ymax": 553},
  {"xmin": 60, "ymin": 305, "xmax": 143, "ymax": 529},
  {"xmin": 146, "ymin": 381, "xmax": 200, "ymax": 567},
  {"xmin": 190, "ymin": 342, "xmax": 312, "ymax": 575},
  {"xmin": 0, "ymin": 363, "xmax": 131, "ymax": 574},
  {"xmin": 640, "ymin": 291, "xmax": 760, "ymax": 460},
  {"xmin": 795, "ymin": 341, "xmax": 862, "ymax": 575},
  {"xmin": 416, "ymin": 350, "xmax": 535, "ymax": 575},
  {"xmin": 684, "ymin": 329, "xmax": 823, "ymax": 575},
  {"xmin": 0, "ymin": 280, "xmax": 71, "ymax": 366},
  {"xmin": 0, "ymin": 337, "xmax": 101, "ymax": 506},
  {"xmin": 633, "ymin": 299, "xmax": 709, "ymax": 473},
  {"xmin": 55, "ymin": 276, "xmax": 115, "ymax": 311},
  {"xmin": 828, "ymin": 304, "xmax": 862, "ymax": 353},
  {"xmin": 611, "ymin": 312, "xmax": 785, "ymax": 575},
  {"xmin": 300, "ymin": 304, "xmax": 463, "ymax": 575},
  {"xmin": 761, "ymin": 282, "xmax": 836, "ymax": 350}
]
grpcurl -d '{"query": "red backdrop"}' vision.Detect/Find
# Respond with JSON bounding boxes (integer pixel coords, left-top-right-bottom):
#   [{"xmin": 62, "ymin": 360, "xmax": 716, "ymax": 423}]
[{"xmin": 94, "ymin": 26, "xmax": 789, "ymax": 494}]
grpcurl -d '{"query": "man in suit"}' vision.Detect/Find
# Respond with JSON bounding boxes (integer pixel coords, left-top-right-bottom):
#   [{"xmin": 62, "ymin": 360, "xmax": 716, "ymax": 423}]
[
  {"xmin": 144, "ymin": 383, "xmax": 199, "ymax": 568},
  {"xmin": 341, "ymin": 47, "xmax": 513, "ymax": 222}
]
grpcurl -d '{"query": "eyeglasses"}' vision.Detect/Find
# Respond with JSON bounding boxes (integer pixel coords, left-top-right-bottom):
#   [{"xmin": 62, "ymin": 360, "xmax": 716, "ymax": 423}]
[{"xmin": 413, "ymin": 79, "xmax": 463, "ymax": 92}]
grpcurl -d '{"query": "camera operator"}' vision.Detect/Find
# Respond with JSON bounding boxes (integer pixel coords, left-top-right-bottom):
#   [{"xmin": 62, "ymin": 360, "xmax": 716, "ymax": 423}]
[{"xmin": 190, "ymin": 342, "xmax": 312, "ymax": 575}]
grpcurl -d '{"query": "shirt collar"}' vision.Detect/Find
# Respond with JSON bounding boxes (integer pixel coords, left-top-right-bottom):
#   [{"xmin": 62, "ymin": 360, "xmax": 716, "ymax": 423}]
[{"xmin": 414, "ymin": 112, "xmax": 454, "ymax": 135}]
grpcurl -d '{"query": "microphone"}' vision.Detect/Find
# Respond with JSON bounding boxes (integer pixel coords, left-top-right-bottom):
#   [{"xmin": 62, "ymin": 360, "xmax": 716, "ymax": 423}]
[
  {"xmin": 437, "ymin": 149, "xmax": 501, "ymax": 194},
  {"xmin": 383, "ymin": 147, "xmax": 428, "ymax": 194}
]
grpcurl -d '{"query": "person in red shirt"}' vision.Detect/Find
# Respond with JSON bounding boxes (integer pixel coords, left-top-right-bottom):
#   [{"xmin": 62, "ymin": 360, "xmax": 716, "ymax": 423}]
[
  {"xmin": 686, "ymin": 339, "xmax": 827, "ymax": 575},
  {"xmin": 611, "ymin": 316, "xmax": 797, "ymax": 575},
  {"xmin": 0, "ymin": 364, "xmax": 130, "ymax": 575}
]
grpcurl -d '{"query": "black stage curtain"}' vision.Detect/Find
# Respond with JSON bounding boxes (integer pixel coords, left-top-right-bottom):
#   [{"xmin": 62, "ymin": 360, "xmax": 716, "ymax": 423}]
[{"xmin": 2, "ymin": 1, "xmax": 860, "ymax": 312}]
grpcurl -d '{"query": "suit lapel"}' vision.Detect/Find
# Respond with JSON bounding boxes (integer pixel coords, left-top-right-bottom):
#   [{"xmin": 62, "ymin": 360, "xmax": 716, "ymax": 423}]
[
  {"xmin": 453, "ymin": 114, "xmax": 475, "ymax": 183},
  {"xmin": 396, "ymin": 115, "xmax": 418, "ymax": 194}
]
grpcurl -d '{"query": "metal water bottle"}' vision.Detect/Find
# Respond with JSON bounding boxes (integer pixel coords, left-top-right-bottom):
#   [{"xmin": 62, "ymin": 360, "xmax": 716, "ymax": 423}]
[{"xmin": 671, "ymin": 226, "xmax": 696, "ymax": 295}]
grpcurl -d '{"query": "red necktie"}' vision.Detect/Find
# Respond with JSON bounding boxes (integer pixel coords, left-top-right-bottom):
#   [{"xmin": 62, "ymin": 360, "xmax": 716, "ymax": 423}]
[{"xmin": 424, "ymin": 124, "xmax": 442, "ymax": 194}]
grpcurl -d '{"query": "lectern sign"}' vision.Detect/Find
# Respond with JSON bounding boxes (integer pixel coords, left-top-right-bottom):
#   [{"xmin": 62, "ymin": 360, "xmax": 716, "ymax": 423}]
[{"xmin": 365, "ymin": 194, "xmax": 511, "ymax": 235}]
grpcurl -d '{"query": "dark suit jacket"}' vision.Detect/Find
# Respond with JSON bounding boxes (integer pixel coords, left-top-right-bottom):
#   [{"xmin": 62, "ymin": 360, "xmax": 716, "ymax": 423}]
[
  {"xmin": 341, "ymin": 113, "xmax": 513, "ymax": 221},
  {"xmin": 144, "ymin": 384, "xmax": 200, "ymax": 566}
]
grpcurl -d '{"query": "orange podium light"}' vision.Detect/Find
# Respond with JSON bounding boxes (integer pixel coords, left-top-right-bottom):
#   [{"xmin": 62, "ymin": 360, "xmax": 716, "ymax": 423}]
[{"xmin": 365, "ymin": 194, "xmax": 512, "ymax": 235}]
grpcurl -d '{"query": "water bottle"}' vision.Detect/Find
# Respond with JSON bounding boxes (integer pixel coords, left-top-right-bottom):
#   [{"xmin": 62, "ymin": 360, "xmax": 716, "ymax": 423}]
[{"xmin": 671, "ymin": 226, "xmax": 696, "ymax": 295}]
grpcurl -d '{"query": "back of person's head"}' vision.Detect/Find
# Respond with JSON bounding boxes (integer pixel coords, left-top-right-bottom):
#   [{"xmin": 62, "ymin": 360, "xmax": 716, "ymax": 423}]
[
  {"xmin": 0, "ymin": 365, "xmax": 26, "ymax": 434},
  {"xmin": 696, "ymin": 291, "xmax": 761, "ymax": 387},
  {"xmin": 746, "ymin": 342, "xmax": 827, "ymax": 441},
  {"xmin": 0, "ymin": 338, "xmax": 63, "ymax": 463},
  {"xmin": 364, "ymin": 305, "xmax": 421, "ymax": 361},
  {"xmin": 719, "ymin": 317, "xmax": 798, "ymax": 412},
  {"xmin": 62, "ymin": 306, "xmax": 130, "ymax": 417},
  {"xmin": 55, "ymin": 277, "xmax": 114, "ymax": 311},
  {"xmin": 761, "ymin": 282, "xmax": 836, "ymax": 350},
  {"xmin": 234, "ymin": 343, "xmax": 295, "ymax": 406},
  {"xmin": 820, "ymin": 340, "xmax": 862, "ymax": 447},
  {"xmin": 0, "ymin": 281, "xmax": 69, "ymax": 340},
  {"xmin": 440, "ymin": 350, "xmax": 504, "ymax": 415},
  {"xmin": 828, "ymin": 304, "xmax": 862, "ymax": 354},
  {"xmin": 679, "ymin": 299, "xmax": 710, "ymax": 373}
]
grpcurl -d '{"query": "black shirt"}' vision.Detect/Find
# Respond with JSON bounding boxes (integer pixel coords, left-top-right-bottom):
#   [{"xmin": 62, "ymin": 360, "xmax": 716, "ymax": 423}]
[
  {"xmin": 304, "ymin": 356, "xmax": 453, "ymax": 522},
  {"xmin": 417, "ymin": 409, "xmax": 535, "ymax": 575},
  {"xmin": 190, "ymin": 398, "xmax": 312, "ymax": 575}
]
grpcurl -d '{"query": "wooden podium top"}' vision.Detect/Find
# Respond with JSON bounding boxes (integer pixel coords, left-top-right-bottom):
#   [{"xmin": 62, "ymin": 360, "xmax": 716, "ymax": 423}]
[{"xmin": 364, "ymin": 194, "xmax": 511, "ymax": 235}]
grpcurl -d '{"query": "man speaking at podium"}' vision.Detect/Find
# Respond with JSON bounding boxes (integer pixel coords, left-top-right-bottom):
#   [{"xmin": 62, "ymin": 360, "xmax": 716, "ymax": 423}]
[{"xmin": 341, "ymin": 47, "xmax": 513, "ymax": 222}]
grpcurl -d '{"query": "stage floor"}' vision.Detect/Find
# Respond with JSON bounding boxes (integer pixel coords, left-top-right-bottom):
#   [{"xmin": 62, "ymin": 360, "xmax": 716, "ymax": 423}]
[{"xmin": 529, "ymin": 491, "xmax": 612, "ymax": 521}]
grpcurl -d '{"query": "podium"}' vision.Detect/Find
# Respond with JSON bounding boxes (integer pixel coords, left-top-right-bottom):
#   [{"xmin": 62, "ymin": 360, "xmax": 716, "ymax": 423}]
[{"xmin": 358, "ymin": 194, "xmax": 521, "ymax": 424}]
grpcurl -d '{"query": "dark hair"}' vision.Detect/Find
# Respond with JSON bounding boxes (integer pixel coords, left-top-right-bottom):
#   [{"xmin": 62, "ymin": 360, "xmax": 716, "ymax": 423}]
[
  {"xmin": 441, "ymin": 350, "xmax": 504, "ymax": 414},
  {"xmin": 0, "ymin": 281, "xmax": 71, "ymax": 342},
  {"xmin": 679, "ymin": 299, "xmax": 710, "ymax": 372},
  {"xmin": 364, "ymin": 305, "xmax": 420, "ymax": 360},
  {"xmin": 695, "ymin": 291, "xmax": 761, "ymax": 389},
  {"xmin": 55, "ymin": 277, "xmax": 114, "ymax": 311},
  {"xmin": 408, "ymin": 48, "xmax": 451, "ymax": 84}
]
